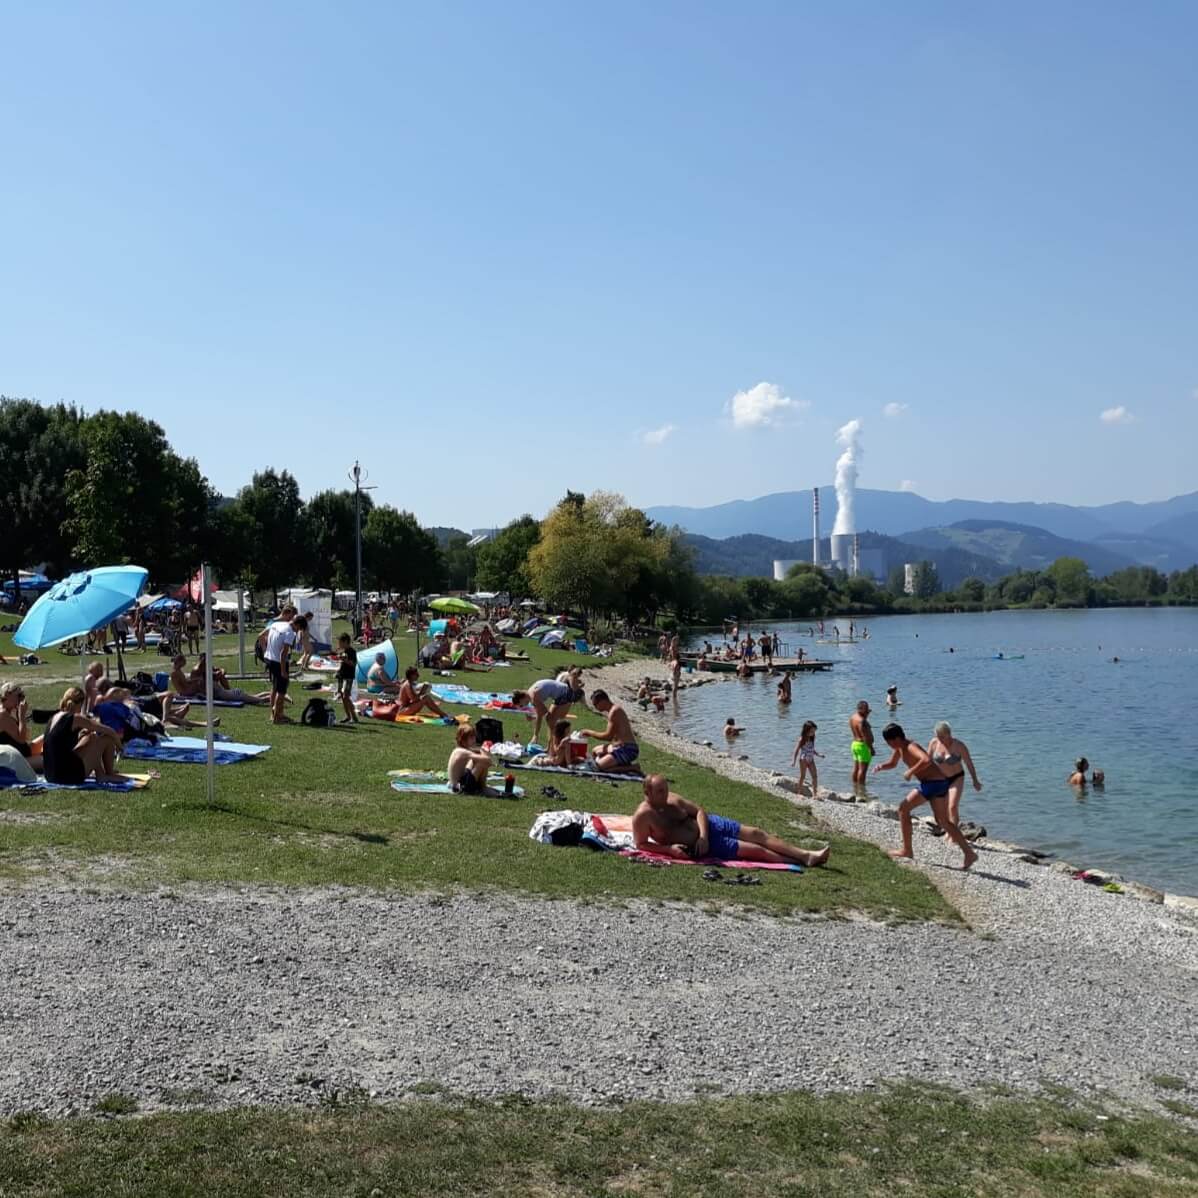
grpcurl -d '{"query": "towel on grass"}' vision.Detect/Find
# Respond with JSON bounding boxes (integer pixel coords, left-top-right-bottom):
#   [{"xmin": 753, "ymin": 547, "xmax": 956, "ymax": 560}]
[
  {"xmin": 619, "ymin": 848, "xmax": 800, "ymax": 872},
  {"xmin": 507, "ymin": 760, "xmax": 643, "ymax": 784},
  {"xmin": 0, "ymin": 769, "xmax": 152, "ymax": 792},
  {"xmin": 120, "ymin": 737, "xmax": 270, "ymax": 765},
  {"xmin": 429, "ymin": 685, "xmax": 514, "ymax": 707},
  {"xmin": 388, "ymin": 769, "xmax": 525, "ymax": 797}
]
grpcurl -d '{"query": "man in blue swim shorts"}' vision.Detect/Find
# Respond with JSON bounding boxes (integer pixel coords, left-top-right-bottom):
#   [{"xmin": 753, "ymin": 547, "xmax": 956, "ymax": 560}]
[
  {"xmin": 873, "ymin": 722, "xmax": 977, "ymax": 870},
  {"xmin": 577, "ymin": 690, "xmax": 644, "ymax": 774},
  {"xmin": 632, "ymin": 775, "xmax": 830, "ymax": 866}
]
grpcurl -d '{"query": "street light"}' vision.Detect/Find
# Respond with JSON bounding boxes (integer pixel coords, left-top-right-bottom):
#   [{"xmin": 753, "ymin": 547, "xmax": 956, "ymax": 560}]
[{"xmin": 348, "ymin": 461, "xmax": 377, "ymax": 630}]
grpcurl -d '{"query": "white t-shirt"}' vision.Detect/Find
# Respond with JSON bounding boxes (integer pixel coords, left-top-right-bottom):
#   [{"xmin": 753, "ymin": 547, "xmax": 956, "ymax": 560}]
[{"xmin": 264, "ymin": 621, "xmax": 297, "ymax": 663}]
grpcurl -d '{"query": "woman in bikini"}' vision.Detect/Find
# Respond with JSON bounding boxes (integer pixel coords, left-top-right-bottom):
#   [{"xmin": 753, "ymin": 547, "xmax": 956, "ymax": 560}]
[
  {"xmin": 927, "ymin": 721, "xmax": 983, "ymax": 828},
  {"xmin": 397, "ymin": 666, "xmax": 449, "ymax": 718},
  {"xmin": 0, "ymin": 682, "xmax": 44, "ymax": 772}
]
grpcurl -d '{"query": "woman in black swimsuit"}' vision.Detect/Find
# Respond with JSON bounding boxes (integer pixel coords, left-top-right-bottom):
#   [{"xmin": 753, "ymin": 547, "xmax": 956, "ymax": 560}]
[
  {"xmin": 42, "ymin": 687, "xmax": 126, "ymax": 785},
  {"xmin": 0, "ymin": 682, "xmax": 44, "ymax": 772},
  {"xmin": 927, "ymin": 721, "xmax": 983, "ymax": 828}
]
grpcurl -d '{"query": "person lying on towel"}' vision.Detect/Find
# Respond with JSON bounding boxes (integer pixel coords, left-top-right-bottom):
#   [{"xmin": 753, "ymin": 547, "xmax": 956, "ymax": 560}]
[{"xmin": 632, "ymin": 774, "xmax": 830, "ymax": 867}]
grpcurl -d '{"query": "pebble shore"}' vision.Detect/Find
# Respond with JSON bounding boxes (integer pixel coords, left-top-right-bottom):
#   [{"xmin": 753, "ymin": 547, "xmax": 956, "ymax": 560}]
[{"xmin": 0, "ymin": 658, "xmax": 1195, "ymax": 1117}]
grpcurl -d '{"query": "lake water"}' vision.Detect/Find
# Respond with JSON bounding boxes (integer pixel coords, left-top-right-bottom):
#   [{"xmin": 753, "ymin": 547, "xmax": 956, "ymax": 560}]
[{"xmin": 675, "ymin": 609, "xmax": 1198, "ymax": 895}]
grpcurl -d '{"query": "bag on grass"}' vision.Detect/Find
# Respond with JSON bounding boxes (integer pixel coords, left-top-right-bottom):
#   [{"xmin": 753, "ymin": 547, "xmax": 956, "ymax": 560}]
[
  {"xmin": 301, "ymin": 697, "xmax": 335, "ymax": 728},
  {"xmin": 475, "ymin": 716, "xmax": 504, "ymax": 745}
]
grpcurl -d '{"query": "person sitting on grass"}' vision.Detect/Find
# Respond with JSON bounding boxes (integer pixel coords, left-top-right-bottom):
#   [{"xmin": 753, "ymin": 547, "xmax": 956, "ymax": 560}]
[
  {"xmin": 366, "ymin": 652, "xmax": 403, "ymax": 695},
  {"xmin": 516, "ymin": 668, "xmax": 586, "ymax": 742},
  {"xmin": 447, "ymin": 724, "xmax": 495, "ymax": 795},
  {"xmin": 42, "ymin": 686, "xmax": 130, "ymax": 785},
  {"xmin": 575, "ymin": 689, "xmax": 641, "ymax": 774},
  {"xmin": 0, "ymin": 682, "xmax": 44, "ymax": 772},
  {"xmin": 530, "ymin": 720, "xmax": 574, "ymax": 768},
  {"xmin": 632, "ymin": 774, "xmax": 830, "ymax": 867},
  {"xmin": 82, "ymin": 661, "xmax": 106, "ymax": 714},
  {"xmin": 397, "ymin": 667, "xmax": 449, "ymax": 718},
  {"xmin": 172, "ymin": 654, "xmax": 271, "ymax": 705},
  {"xmin": 873, "ymin": 722, "xmax": 978, "ymax": 871},
  {"xmin": 418, "ymin": 635, "xmax": 451, "ymax": 669}
]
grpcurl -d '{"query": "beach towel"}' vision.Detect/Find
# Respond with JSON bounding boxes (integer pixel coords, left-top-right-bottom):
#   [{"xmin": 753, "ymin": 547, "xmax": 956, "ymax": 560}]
[
  {"xmin": 618, "ymin": 848, "xmax": 800, "ymax": 872},
  {"xmin": 507, "ymin": 761, "xmax": 644, "ymax": 784},
  {"xmin": 429, "ymin": 685, "xmax": 513, "ymax": 707},
  {"xmin": 119, "ymin": 737, "xmax": 270, "ymax": 765},
  {"xmin": 303, "ymin": 655, "xmax": 341, "ymax": 672},
  {"xmin": 0, "ymin": 768, "xmax": 153, "ymax": 792},
  {"xmin": 387, "ymin": 769, "xmax": 525, "ymax": 797}
]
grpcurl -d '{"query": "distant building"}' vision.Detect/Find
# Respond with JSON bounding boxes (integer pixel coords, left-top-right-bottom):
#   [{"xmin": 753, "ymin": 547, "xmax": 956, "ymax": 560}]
[
  {"xmin": 903, "ymin": 563, "xmax": 917, "ymax": 595},
  {"xmin": 773, "ymin": 559, "xmax": 802, "ymax": 581}
]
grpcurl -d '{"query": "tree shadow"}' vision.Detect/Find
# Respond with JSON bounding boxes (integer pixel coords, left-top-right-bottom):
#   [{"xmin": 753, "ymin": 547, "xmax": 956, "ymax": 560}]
[{"xmin": 197, "ymin": 800, "xmax": 389, "ymax": 845}]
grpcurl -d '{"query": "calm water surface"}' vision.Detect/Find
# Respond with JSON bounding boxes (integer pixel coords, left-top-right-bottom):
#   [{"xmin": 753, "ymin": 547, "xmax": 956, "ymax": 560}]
[{"xmin": 674, "ymin": 609, "xmax": 1198, "ymax": 895}]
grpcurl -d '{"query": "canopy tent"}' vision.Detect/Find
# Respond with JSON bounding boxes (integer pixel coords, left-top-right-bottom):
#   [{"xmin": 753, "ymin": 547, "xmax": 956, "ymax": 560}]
[
  {"xmin": 356, "ymin": 636, "xmax": 398, "ymax": 686},
  {"xmin": 2, "ymin": 571, "xmax": 52, "ymax": 594},
  {"xmin": 211, "ymin": 589, "xmax": 243, "ymax": 614},
  {"xmin": 281, "ymin": 587, "xmax": 333, "ymax": 649},
  {"xmin": 539, "ymin": 629, "xmax": 567, "ymax": 648}
]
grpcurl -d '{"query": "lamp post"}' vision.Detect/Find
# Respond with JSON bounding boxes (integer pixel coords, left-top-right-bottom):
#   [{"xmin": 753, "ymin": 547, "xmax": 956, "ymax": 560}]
[{"xmin": 348, "ymin": 462, "xmax": 377, "ymax": 631}]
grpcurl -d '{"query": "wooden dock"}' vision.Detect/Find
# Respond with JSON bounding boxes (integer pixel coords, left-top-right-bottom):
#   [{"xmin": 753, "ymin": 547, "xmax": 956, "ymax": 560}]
[{"xmin": 681, "ymin": 655, "xmax": 834, "ymax": 674}]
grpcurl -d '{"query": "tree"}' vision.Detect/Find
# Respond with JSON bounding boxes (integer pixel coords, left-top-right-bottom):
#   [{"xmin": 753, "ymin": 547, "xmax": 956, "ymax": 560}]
[
  {"xmin": 442, "ymin": 533, "xmax": 477, "ymax": 591},
  {"xmin": 233, "ymin": 469, "xmax": 308, "ymax": 601},
  {"xmin": 475, "ymin": 516, "xmax": 540, "ymax": 596},
  {"xmin": 65, "ymin": 410, "xmax": 214, "ymax": 585},
  {"xmin": 362, "ymin": 506, "xmax": 442, "ymax": 594},
  {"xmin": 0, "ymin": 397, "xmax": 86, "ymax": 593},
  {"xmin": 779, "ymin": 570, "xmax": 833, "ymax": 616},
  {"xmin": 957, "ymin": 577, "xmax": 985, "ymax": 604},
  {"xmin": 1046, "ymin": 557, "xmax": 1091, "ymax": 606},
  {"xmin": 912, "ymin": 561, "xmax": 941, "ymax": 599},
  {"xmin": 304, "ymin": 489, "xmax": 373, "ymax": 590},
  {"xmin": 1105, "ymin": 566, "xmax": 1167, "ymax": 604}
]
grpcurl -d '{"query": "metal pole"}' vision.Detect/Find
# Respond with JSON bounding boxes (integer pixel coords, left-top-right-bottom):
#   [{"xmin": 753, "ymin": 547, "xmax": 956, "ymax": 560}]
[
  {"xmin": 353, "ymin": 461, "xmax": 363, "ymax": 630},
  {"xmin": 237, "ymin": 586, "xmax": 246, "ymax": 676},
  {"xmin": 203, "ymin": 563, "xmax": 215, "ymax": 806}
]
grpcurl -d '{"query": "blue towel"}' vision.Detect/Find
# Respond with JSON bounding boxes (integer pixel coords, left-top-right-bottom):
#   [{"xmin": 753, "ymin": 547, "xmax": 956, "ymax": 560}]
[
  {"xmin": 0, "ymin": 768, "xmax": 144, "ymax": 792},
  {"xmin": 120, "ymin": 737, "xmax": 270, "ymax": 765},
  {"xmin": 429, "ymin": 685, "xmax": 513, "ymax": 706}
]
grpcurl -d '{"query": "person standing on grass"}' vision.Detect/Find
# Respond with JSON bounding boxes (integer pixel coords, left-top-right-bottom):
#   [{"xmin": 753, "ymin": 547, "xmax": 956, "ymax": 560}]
[
  {"xmin": 334, "ymin": 633, "xmax": 359, "ymax": 724},
  {"xmin": 849, "ymin": 699, "xmax": 873, "ymax": 789},
  {"xmin": 264, "ymin": 615, "xmax": 305, "ymax": 725},
  {"xmin": 184, "ymin": 604, "xmax": 201, "ymax": 655},
  {"xmin": 874, "ymin": 722, "xmax": 977, "ymax": 870}
]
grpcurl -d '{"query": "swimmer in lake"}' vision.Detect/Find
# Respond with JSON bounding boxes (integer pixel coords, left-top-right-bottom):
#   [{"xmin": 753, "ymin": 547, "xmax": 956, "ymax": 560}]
[
  {"xmin": 1068, "ymin": 757, "xmax": 1090, "ymax": 787},
  {"xmin": 724, "ymin": 717, "xmax": 746, "ymax": 739}
]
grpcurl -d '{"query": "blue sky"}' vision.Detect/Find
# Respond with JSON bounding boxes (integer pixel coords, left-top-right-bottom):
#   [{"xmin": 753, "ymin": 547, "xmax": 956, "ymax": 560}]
[{"xmin": 2, "ymin": 1, "xmax": 1194, "ymax": 530}]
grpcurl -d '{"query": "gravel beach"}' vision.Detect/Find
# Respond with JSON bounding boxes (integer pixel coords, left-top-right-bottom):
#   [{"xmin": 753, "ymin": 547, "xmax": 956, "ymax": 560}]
[{"xmin": 1, "ymin": 657, "xmax": 1195, "ymax": 1117}]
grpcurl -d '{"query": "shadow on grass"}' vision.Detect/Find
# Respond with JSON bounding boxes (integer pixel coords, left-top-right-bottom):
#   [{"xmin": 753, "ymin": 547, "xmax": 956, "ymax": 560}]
[{"xmin": 199, "ymin": 800, "xmax": 390, "ymax": 847}]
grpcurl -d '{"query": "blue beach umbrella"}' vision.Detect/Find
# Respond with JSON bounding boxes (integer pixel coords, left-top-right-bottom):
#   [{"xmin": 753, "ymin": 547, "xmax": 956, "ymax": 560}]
[{"xmin": 13, "ymin": 566, "xmax": 149, "ymax": 650}]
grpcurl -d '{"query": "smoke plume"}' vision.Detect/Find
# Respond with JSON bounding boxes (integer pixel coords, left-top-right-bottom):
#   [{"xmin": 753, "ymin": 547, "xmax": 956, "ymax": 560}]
[{"xmin": 832, "ymin": 419, "xmax": 863, "ymax": 536}]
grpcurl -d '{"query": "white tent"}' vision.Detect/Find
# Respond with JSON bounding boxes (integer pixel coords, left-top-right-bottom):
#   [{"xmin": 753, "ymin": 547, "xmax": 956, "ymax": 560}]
[
  {"xmin": 282, "ymin": 587, "xmax": 334, "ymax": 649},
  {"xmin": 211, "ymin": 589, "xmax": 243, "ymax": 614}
]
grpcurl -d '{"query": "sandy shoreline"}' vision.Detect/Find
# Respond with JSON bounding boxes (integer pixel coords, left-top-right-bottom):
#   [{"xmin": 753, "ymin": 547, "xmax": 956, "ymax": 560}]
[{"xmin": 584, "ymin": 656, "xmax": 1198, "ymax": 916}]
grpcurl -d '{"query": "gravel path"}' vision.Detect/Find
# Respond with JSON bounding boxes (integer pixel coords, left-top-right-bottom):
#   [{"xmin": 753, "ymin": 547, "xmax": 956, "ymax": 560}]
[{"xmin": 1, "ymin": 657, "xmax": 1195, "ymax": 1116}]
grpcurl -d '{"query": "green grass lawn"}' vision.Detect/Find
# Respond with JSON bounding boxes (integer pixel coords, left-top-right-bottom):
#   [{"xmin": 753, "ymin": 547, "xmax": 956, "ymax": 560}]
[
  {"xmin": 4, "ymin": 1084, "xmax": 1197, "ymax": 1197},
  {"xmin": 0, "ymin": 627, "xmax": 954, "ymax": 922}
]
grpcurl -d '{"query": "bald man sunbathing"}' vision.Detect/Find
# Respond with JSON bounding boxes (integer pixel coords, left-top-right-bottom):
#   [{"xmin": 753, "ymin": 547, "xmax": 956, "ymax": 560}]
[{"xmin": 632, "ymin": 774, "xmax": 830, "ymax": 867}]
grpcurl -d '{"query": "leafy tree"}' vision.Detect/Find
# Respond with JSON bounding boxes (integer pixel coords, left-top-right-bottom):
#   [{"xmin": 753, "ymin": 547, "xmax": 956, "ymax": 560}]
[
  {"xmin": 233, "ymin": 469, "xmax": 308, "ymax": 601},
  {"xmin": 1105, "ymin": 565, "xmax": 1167, "ymax": 604},
  {"xmin": 304, "ymin": 489, "xmax": 373, "ymax": 590},
  {"xmin": 911, "ymin": 561, "xmax": 941, "ymax": 599},
  {"xmin": 1168, "ymin": 566, "xmax": 1198, "ymax": 602},
  {"xmin": 475, "ymin": 516, "xmax": 540, "ymax": 596},
  {"xmin": 442, "ymin": 533, "xmax": 478, "ymax": 591},
  {"xmin": 0, "ymin": 397, "xmax": 86, "ymax": 593},
  {"xmin": 1046, "ymin": 556, "xmax": 1091, "ymax": 606},
  {"xmin": 65, "ymin": 410, "xmax": 214, "ymax": 585},
  {"xmin": 956, "ymin": 577, "xmax": 985, "ymax": 603},
  {"xmin": 362, "ymin": 506, "xmax": 442, "ymax": 594},
  {"xmin": 779, "ymin": 570, "xmax": 833, "ymax": 616}
]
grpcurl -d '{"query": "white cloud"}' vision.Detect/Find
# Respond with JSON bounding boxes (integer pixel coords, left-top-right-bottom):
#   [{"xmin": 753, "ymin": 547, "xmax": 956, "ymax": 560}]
[
  {"xmin": 1099, "ymin": 406, "xmax": 1135, "ymax": 425},
  {"xmin": 641, "ymin": 424, "xmax": 675, "ymax": 446},
  {"xmin": 883, "ymin": 402, "xmax": 909, "ymax": 418},
  {"xmin": 900, "ymin": 479, "xmax": 917, "ymax": 492},
  {"xmin": 726, "ymin": 382, "xmax": 806, "ymax": 429}
]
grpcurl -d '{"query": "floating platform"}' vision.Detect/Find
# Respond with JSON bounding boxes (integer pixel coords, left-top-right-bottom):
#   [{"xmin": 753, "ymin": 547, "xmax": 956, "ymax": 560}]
[{"xmin": 682, "ymin": 655, "xmax": 834, "ymax": 673}]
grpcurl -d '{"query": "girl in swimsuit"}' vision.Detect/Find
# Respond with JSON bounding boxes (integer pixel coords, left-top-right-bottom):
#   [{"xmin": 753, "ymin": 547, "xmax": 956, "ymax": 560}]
[
  {"xmin": 927, "ymin": 721, "xmax": 983, "ymax": 828},
  {"xmin": 791, "ymin": 720, "xmax": 823, "ymax": 796},
  {"xmin": 0, "ymin": 682, "xmax": 44, "ymax": 772}
]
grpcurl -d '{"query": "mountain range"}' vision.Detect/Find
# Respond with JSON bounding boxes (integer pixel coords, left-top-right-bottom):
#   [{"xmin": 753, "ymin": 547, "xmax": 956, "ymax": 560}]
[{"xmin": 647, "ymin": 488, "xmax": 1198, "ymax": 579}]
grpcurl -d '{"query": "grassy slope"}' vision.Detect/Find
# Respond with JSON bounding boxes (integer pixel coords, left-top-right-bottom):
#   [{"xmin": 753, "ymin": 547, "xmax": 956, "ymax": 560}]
[
  {"xmin": 3, "ymin": 1085, "xmax": 1197, "ymax": 1197},
  {"xmin": 0, "ymin": 627, "xmax": 953, "ymax": 921}
]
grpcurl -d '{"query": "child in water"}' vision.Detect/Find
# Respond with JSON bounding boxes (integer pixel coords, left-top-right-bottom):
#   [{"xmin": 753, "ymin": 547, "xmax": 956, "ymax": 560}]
[
  {"xmin": 724, "ymin": 718, "xmax": 746, "ymax": 739},
  {"xmin": 791, "ymin": 720, "xmax": 824, "ymax": 796}
]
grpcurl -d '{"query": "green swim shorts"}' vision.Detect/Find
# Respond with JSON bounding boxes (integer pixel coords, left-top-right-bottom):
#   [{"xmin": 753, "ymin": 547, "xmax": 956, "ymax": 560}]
[{"xmin": 851, "ymin": 740, "xmax": 872, "ymax": 765}]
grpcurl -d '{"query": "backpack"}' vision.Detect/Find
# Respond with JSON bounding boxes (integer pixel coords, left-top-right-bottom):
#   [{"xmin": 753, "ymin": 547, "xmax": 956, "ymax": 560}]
[
  {"xmin": 475, "ymin": 716, "xmax": 504, "ymax": 744},
  {"xmin": 301, "ymin": 697, "xmax": 335, "ymax": 728}
]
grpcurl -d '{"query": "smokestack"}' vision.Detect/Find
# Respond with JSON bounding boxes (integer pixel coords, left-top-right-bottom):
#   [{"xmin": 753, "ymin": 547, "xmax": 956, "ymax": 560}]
[
  {"xmin": 832, "ymin": 419, "xmax": 863, "ymax": 538},
  {"xmin": 812, "ymin": 488, "xmax": 821, "ymax": 567}
]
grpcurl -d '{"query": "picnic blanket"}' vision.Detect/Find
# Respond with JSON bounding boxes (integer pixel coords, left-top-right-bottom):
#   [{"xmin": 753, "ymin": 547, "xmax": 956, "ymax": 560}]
[
  {"xmin": 387, "ymin": 769, "xmax": 525, "ymax": 797},
  {"xmin": 361, "ymin": 701, "xmax": 469, "ymax": 726},
  {"xmin": 120, "ymin": 737, "xmax": 270, "ymax": 765},
  {"xmin": 507, "ymin": 760, "xmax": 644, "ymax": 784},
  {"xmin": 429, "ymin": 685, "xmax": 513, "ymax": 706},
  {"xmin": 0, "ymin": 769, "xmax": 153, "ymax": 792}
]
